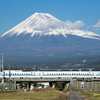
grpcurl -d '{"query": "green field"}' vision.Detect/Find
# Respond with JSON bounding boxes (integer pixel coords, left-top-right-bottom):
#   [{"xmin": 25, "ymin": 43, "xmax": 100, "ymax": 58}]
[
  {"xmin": 79, "ymin": 91, "xmax": 100, "ymax": 100},
  {"xmin": 0, "ymin": 88, "xmax": 69, "ymax": 100},
  {"xmin": 0, "ymin": 92, "xmax": 58, "ymax": 100}
]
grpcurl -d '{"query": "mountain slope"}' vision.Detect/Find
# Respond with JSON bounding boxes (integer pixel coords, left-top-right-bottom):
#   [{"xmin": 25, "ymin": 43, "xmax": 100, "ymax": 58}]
[
  {"xmin": 0, "ymin": 33, "xmax": 100, "ymax": 58},
  {"xmin": 0, "ymin": 13, "xmax": 100, "ymax": 59}
]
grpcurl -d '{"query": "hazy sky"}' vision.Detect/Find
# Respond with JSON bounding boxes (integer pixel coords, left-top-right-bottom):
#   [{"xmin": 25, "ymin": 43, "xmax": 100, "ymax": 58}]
[{"xmin": 0, "ymin": 0, "xmax": 100, "ymax": 35}]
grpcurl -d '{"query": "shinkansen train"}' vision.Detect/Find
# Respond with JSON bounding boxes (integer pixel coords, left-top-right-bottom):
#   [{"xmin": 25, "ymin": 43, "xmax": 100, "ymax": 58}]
[{"xmin": 0, "ymin": 70, "xmax": 100, "ymax": 79}]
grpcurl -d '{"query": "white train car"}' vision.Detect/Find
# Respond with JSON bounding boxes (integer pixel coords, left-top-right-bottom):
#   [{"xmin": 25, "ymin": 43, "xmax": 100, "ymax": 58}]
[{"xmin": 0, "ymin": 70, "xmax": 100, "ymax": 79}]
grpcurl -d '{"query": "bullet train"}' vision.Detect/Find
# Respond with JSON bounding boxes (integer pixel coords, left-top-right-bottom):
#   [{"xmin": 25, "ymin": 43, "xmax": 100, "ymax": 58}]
[{"xmin": 0, "ymin": 70, "xmax": 100, "ymax": 79}]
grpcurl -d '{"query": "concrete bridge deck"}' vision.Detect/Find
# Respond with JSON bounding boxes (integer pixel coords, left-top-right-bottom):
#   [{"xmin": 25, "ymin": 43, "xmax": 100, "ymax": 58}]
[{"xmin": 13, "ymin": 78, "xmax": 70, "ymax": 82}]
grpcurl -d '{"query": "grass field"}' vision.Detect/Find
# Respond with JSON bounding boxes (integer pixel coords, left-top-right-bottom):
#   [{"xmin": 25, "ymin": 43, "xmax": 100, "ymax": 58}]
[
  {"xmin": 0, "ymin": 87, "xmax": 69, "ymax": 100},
  {"xmin": 79, "ymin": 91, "xmax": 100, "ymax": 100},
  {"xmin": 0, "ymin": 92, "xmax": 58, "ymax": 100}
]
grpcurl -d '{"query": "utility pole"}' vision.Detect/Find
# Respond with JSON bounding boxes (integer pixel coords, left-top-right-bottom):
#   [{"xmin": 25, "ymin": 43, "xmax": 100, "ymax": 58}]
[
  {"xmin": 1, "ymin": 53, "xmax": 4, "ymax": 84},
  {"xmin": 9, "ymin": 63, "xmax": 10, "ymax": 82},
  {"xmin": 34, "ymin": 65, "xmax": 35, "ymax": 71},
  {"xmin": 0, "ymin": 55, "xmax": 1, "ymax": 72}
]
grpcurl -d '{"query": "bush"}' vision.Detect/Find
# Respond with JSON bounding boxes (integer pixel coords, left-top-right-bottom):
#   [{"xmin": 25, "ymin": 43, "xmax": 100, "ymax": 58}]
[
  {"xmin": 52, "ymin": 94, "xmax": 68, "ymax": 100},
  {"xmin": 32, "ymin": 87, "xmax": 40, "ymax": 92}
]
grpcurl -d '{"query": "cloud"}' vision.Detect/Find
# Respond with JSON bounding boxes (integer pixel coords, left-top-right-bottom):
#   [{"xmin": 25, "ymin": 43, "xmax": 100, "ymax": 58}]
[
  {"xmin": 86, "ymin": 26, "xmax": 91, "ymax": 28},
  {"xmin": 93, "ymin": 28, "xmax": 100, "ymax": 30},
  {"xmin": 93, "ymin": 20, "xmax": 100, "ymax": 27},
  {"xmin": 65, "ymin": 20, "xmax": 85, "ymax": 29}
]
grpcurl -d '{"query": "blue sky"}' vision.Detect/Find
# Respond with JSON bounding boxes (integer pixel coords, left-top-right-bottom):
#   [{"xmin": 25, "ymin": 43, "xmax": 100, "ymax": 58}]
[{"xmin": 0, "ymin": 0, "xmax": 100, "ymax": 35}]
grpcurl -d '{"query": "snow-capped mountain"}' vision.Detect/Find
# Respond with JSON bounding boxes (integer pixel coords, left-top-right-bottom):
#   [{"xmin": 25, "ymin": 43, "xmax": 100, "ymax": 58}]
[
  {"xmin": 0, "ymin": 13, "xmax": 100, "ymax": 59},
  {"xmin": 1, "ymin": 12, "xmax": 100, "ymax": 40}
]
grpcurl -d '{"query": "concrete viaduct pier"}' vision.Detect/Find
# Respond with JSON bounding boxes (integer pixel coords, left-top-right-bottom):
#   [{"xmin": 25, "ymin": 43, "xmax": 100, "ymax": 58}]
[{"xmin": 13, "ymin": 78, "xmax": 70, "ymax": 90}]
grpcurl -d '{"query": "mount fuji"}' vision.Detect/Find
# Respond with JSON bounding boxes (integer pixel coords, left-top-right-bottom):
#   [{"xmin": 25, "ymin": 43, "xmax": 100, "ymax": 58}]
[{"xmin": 0, "ymin": 13, "xmax": 100, "ymax": 59}]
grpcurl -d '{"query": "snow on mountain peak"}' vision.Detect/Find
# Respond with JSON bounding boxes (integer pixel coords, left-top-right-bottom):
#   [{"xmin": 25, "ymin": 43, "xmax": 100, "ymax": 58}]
[
  {"xmin": 1, "ymin": 12, "xmax": 100, "ymax": 40},
  {"xmin": 1, "ymin": 12, "xmax": 62, "ymax": 37}
]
